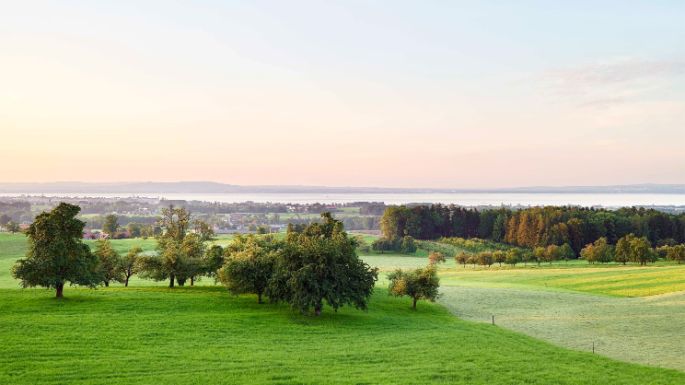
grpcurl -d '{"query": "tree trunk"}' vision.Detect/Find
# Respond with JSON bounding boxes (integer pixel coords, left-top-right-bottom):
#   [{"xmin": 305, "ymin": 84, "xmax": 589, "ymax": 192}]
[
  {"xmin": 177, "ymin": 278, "xmax": 186, "ymax": 286},
  {"xmin": 190, "ymin": 276, "xmax": 195, "ymax": 286},
  {"xmin": 125, "ymin": 276, "xmax": 129, "ymax": 287},
  {"xmin": 257, "ymin": 292, "xmax": 263, "ymax": 304},
  {"xmin": 412, "ymin": 297, "xmax": 417, "ymax": 310},
  {"xmin": 56, "ymin": 282, "xmax": 64, "ymax": 298},
  {"xmin": 104, "ymin": 280, "xmax": 109, "ymax": 287},
  {"xmin": 314, "ymin": 304, "xmax": 322, "ymax": 316},
  {"xmin": 169, "ymin": 274, "xmax": 175, "ymax": 288}
]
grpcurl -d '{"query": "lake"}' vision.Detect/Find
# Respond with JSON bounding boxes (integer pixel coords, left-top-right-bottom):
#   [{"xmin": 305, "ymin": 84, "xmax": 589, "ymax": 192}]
[{"xmin": 2, "ymin": 192, "xmax": 684, "ymax": 207}]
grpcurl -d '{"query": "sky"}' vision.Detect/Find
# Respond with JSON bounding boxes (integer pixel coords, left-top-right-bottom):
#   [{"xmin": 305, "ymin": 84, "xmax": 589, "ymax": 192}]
[{"xmin": 1, "ymin": 0, "xmax": 684, "ymax": 188}]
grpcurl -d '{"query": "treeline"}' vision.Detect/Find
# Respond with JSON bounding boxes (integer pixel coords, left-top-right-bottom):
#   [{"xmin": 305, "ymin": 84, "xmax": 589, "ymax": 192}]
[{"xmin": 381, "ymin": 205, "xmax": 685, "ymax": 254}]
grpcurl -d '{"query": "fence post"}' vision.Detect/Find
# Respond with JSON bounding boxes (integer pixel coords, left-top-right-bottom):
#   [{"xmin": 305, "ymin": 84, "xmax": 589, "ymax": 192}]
[{"xmin": 491, "ymin": 315, "xmax": 495, "ymax": 325}]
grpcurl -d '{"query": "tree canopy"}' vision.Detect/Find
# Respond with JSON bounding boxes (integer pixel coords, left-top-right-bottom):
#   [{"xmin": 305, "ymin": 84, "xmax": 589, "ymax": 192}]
[{"xmin": 12, "ymin": 203, "xmax": 102, "ymax": 298}]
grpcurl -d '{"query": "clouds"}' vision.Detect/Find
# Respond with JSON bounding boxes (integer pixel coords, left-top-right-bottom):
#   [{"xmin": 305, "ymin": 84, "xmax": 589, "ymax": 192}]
[{"xmin": 543, "ymin": 58, "xmax": 685, "ymax": 109}]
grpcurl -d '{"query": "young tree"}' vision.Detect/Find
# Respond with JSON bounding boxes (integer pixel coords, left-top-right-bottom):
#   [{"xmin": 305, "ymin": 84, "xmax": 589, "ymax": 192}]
[
  {"xmin": 5, "ymin": 220, "xmax": 20, "ymax": 233},
  {"xmin": 505, "ymin": 249, "xmax": 520, "ymax": 267},
  {"xmin": 614, "ymin": 234, "xmax": 634, "ymax": 265},
  {"xmin": 137, "ymin": 205, "xmax": 194, "ymax": 287},
  {"xmin": 120, "ymin": 246, "xmax": 142, "ymax": 287},
  {"xmin": 455, "ymin": 252, "xmax": 468, "ymax": 268},
  {"xmin": 428, "ymin": 251, "xmax": 446, "ymax": 265},
  {"xmin": 93, "ymin": 239, "xmax": 122, "ymax": 287},
  {"xmin": 558, "ymin": 243, "xmax": 575, "ymax": 263},
  {"xmin": 268, "ymin": 213, "xmax": 378, "ymax": 316},
  {"xmin": 218, "ymin": 238, "xmax": 276, "ymax": 303},
  {"xmin": 12, "ymin": 203, "xmax": 101, "ymax": 298},
  {"xmin": 387, "ymin": 265, "xmax": 440, "ymax": 310},
  {"xmin": 400, "ymin": 235, "xmax": 417, "ymax": 253},
  {"xmin": 493, "ymin": 250, "xmax": 506, "ymax": 267},
  {"xmin": 533, "ymin": 247, "xmax": 545, "ymax": 266},
  {"xmin": 477, "ymin": 251, "xmax": 493, "ymax": 267},
  {"xmin": 629, "ymin": 236, "xmax": 656, "ymax": 266},
  {"xmin": 665, "ymin": 244, "xmax": 685, "ymax": 264},
  {"xmin": 102, "ymin": 214, "xmax": 119, "ymax": 237}
]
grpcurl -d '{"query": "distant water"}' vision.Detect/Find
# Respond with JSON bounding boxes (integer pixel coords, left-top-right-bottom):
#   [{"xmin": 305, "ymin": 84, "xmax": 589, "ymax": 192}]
[{"xmin": 1, "ymin": 192, "xmax": 684, "ymax": 207}]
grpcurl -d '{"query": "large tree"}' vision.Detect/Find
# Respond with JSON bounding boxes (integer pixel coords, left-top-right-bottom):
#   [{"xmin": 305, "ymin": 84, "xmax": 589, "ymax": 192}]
[
  {"xmin": 12, "ymin": 203, "xmax": 102, "ymax": 298},
  {"xmin": 268, "ymin": 213, "xmax": 378, "ymax": 316}
]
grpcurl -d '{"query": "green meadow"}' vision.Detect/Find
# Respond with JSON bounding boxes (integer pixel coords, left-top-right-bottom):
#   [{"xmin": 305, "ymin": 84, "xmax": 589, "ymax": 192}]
[{"xmin": 1, "ymin": 233, "xmax": 684, "ymax": 383}]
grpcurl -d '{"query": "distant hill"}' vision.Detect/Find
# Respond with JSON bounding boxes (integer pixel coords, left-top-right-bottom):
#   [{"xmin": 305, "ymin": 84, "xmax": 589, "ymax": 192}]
[{"xmin": 0, "ymin": 182, "xmax": 684, "ymax": 194}]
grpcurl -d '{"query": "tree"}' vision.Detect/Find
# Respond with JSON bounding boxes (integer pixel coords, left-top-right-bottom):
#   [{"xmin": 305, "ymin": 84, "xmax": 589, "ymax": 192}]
[
  {"xmin": 120, "ymin": 246, "xmax": 142, "ymax": 287},
  {"xmin": 428, "ymin": 251, "xmax": 446, "ymax": 265},
  {"xmin": 5, "ymin": 220, "xmax": 20, "ymax": 233},
  {"xmin": 455, "ymin": 252, "xmax": 468, "ymax": 268},
  {"xmin": 12, "ymin": 203, "xmax": 101, "ymax": 298},
  {"xmin": 387, "ymin": 265, "xmax": 440, "ymax": 309},
  {"xmin": 505, "ymin": 249, "xmax": 520, "ymax": 267},
  {"xmin": 204, "ymin": 245, "xmax": 224, "ymax": 278},
  {"xmin": 93, "ymin": 239, "xmax": 122, "ymax": 287},
  {"xmin": 580, "ymin": 237, "xmax": 614, "ymax": 264},
  {"xmin": 218, "ymin": 237, "xmax": 276, "ymax": 303},
  {"xmin": 127, "ymin": 223, "xmax": 143, "ymax": 238},
  {"xmin": 477, "ymin": 251, "xmax": 493, "ymax": 267},
  {"xmin": 267, "ymin": 213, "xmax": 378, "ymax": 316},
  {"xmin": 614, "ymin": 234, "xmax": 634, "ymax": 265},
  {"xmin": 558, "ymin": 243, "xmax": 575, "ymax": 263},
  {"xmin": 493, "ymin": 250, "xmax": 506, "ymax": 266},
  {"xmin": 103, "ymin": 214, "xmax": 119, "ymax": 237},
  {"xmin": 400, "ymin": 235, "xmax": 417, "ymax": 253},
  {"xmin": 193, "ymin": 219, "xmax": 215, "ymax": 241},
  {"xmin": 371, "ymin": 237, "xmax": 395, "ymax": 254},
  {"xmin": 137, "ymin": 205, "xmax": 198, "ymax": 287},
  {"xmin": 665, "ymin": 244, "xmax": 685, "ymax": 264},
  {"xmin": 533, "ymin": 247, "xmax": 545, "ymax": 266},
  {"xmin": 544, "ymin": 244, "xmax": 560, "ymax": 264},
  {"xmin": 629, "ymin": 236, "xmax": 656, "ymax": 266}
]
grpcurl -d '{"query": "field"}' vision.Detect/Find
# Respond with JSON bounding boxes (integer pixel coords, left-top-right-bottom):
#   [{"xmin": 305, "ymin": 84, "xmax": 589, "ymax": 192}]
[{"xmin": 1, "ymin": 233, "xmax": 684, "ymax": 383}]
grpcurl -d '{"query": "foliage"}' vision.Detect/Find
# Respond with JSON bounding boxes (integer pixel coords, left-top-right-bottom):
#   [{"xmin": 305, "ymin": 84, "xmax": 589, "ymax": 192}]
[
  {"xmin": 663, "ymin": 244, "xmax": 685, "ymax": 264},
  {"xmin": 428, "ymin": 251, "xmax": 446, "ymax": 265},
  {"xmin": 268, "ymin": 213, "xmax": 378, "ymax": 315},
  {"xmin": 120, "ymin": 246, "xmax": 142, "ymax": 287},
  {"xmin": 387, "ymin": 265, "xmax": 440, "ymax": 309},
  {"xmin": 580, "ymin": 237, "xmax": 615, "ymax": 264},
  {"xmin": 218, "ymin": 236, "xmax": 277, "ymax": 303},
  {"xmin": 103, "ymin": 214, "xmax": 119, "ymax": 237},
  {"xmin": 11, "ymin": 203, "xmax": 102, "ymax": 298},
  {"xmin": 93, "ymin": 239, "xmax": 123, "ymax": 286}
]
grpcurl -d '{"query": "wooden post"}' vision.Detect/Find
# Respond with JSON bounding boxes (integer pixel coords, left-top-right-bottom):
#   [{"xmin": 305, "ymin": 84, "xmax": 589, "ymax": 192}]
[
  {"xmin": 592, "ymin": 341, "xmax": 595, "ymax": 354},
  {"xmin": 491, "ymin": 315, "xmax": 495, "ymax": 325}
]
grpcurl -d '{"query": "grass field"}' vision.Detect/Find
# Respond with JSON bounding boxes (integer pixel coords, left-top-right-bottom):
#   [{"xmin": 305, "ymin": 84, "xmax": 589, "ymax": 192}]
[
  {"xmin": 1, "ymin": 286, "xmax": 684, "ymax": 385},
  {"xmin": 2, "ymin": 232, "xmax": 684, "ymax": 381}
]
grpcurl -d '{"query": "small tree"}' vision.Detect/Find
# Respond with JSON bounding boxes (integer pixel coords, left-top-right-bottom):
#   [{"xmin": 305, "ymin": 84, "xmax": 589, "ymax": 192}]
[
  {"xmin": 400, "ymin": 235, "xmax": 417, "ymax": 253},
  {"xmin": 120, "ymin": 246, "xmax": 142, "ymax": 287},
  {"xmin": 558, "ymin": 243, "xmax": 575, "ymax": 263},
  {"xmin": 387, "ymin": 265, "xmax": 440, "ymax": 310},
  {"xmin": 506, "ymin": 249, "xmax": 521, "ymax": 267},
  {"xmin": 493, "ymin": 250, "xmax": 506, "ymax": 267},
  {"xmin": 93, "ymin": 239, "xmax": 122, "ymax": 287},
  {"xmin": 665, "ymin": 244, "xmax": 685, "ymax": 264},
  {"xmin": 5, "ymin": 221, "xmax": 20, "ymax": 233},
  {"xmin": 204, "ymin": 245, "xmax": 225, "ymax": 278},
  {"xmin": 614, "ymin": 234, "xmax": 634, "ymax": 265},
  {"xmin": 218, "ymin": 239, "xmax": 276, "ymax": 303},
  {"xmin": 544, "ymin": 245, "xmax": 560, "ymax": 264},
  {"xmin": 477, "ymin": 251, "xmax": 493, "ymax": 267},
  {"xmin": 12, "ymin": 203, "xmax": 101, "ymax": 298},
  {"xmin": 533, "ymin": 247, "xmax": 545, "ymax": 266},
  {"xmin": 455, "ymin": 252, "xmax": 468, "ymax": 268},
  {"xmin": 629, "ymin": 236, "xmax": 655, "ymax": 266},
  {"xmin": 580, "ymin": 237, "xmax": 614, "ymax": 264},
  {"xmin": 103, "ymin": 214, "xmax": 119, "ymax": 237},
  {"xmin": 428, "ymin": 251, "xmax": 446, "ymax": 265}
]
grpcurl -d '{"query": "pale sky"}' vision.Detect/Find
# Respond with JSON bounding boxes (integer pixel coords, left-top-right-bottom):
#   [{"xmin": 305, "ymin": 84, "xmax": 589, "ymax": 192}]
[{"xmin": 1, "ymin": 1, "xmax": 684, "ymax": 188}]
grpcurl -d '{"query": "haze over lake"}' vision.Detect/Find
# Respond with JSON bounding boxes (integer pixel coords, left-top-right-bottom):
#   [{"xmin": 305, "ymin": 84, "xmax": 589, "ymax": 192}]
[{"xmin": 2, "ymin": 192, "xmax": 684, "ymax": 207}]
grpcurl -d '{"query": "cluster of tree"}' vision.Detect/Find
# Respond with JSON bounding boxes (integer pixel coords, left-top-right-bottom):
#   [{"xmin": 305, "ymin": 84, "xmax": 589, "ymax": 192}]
[
  {"xmin": 454, "ymin": 244, "xmax": 575, "ymax": 268},
  {"xmin": 387, "ymin": 264, "xmax": 440, "ymax": 309},
  {"xmin": 580, "ymin": 234, "xmax": 658, "ymax": 265},
  {"xmin": 217, "ymin": 213, "xmax": 378, "ymax": 315},
  {"xmin": 381, "ymin": 205, "xmax": 685, "ymax": 254},
  {"xmin": 370, "ymin": 235, "xmax": 417, "ymax": 254}
]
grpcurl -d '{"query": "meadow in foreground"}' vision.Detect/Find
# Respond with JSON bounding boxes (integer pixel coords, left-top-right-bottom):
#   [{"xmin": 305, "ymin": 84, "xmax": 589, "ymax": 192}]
[{"xmin": 2, "ymin": 286, "xmax": 684, "ymax": 385}]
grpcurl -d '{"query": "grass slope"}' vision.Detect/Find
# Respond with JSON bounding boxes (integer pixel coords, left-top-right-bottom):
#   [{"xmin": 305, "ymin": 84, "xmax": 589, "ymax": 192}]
[{"xmin": 1, "ymin": 287, "xmax": 683, "ymax": 385}]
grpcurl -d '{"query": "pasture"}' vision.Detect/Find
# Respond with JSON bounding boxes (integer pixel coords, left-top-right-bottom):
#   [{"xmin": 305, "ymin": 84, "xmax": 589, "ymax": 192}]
[{"xmin": 1, "ymin": 233, "xmax": 684, "ymax": 382}]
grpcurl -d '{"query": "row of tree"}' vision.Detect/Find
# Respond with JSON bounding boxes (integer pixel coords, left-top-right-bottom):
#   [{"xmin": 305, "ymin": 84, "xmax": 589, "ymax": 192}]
[
  {"xmin": 12, "ymin": 204, "xmax": 380, "ymax": 316},
  {"xmin": 380, "ymin": 205, "xmax": 685, "ymax": 254}
]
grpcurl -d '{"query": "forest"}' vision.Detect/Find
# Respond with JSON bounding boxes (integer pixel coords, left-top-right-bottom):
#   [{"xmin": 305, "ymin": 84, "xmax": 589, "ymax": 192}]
[{"xmin": 380, "ymin": 205, "xmax": 685, "ymax": 253}]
